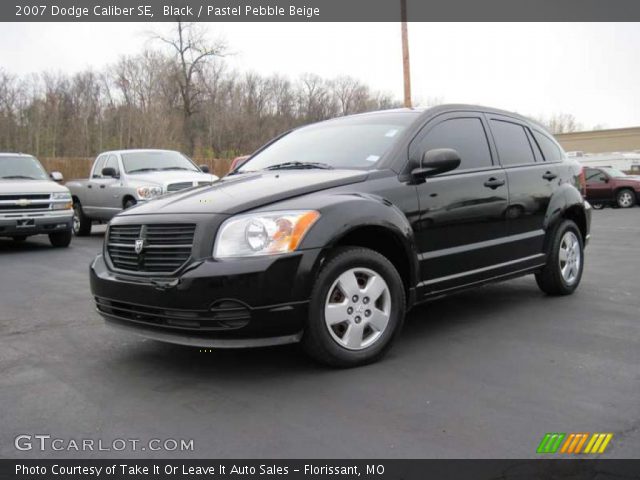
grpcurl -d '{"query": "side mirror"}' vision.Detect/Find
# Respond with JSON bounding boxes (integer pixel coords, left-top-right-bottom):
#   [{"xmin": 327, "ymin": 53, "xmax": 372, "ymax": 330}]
[
  {"xmin": 101, "ymin": 167, "xmax": 118, "ymax": 178},
  {"xmin": 199, "ymin": 164, "xmax": 210, "ymax": 173},
  {"xmin": 50, "ymin": 171, "xmax": 64, "ymax": 182},
  {"xmin": 412, "ymin": 148, "xmax": 461, "ymax": 181},
  {"xmin": 600, "ymin": 176, "xmax": 609, "ymax": 183}
]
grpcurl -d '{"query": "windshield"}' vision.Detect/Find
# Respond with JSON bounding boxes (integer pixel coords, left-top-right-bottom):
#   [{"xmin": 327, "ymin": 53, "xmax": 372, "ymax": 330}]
[
  {"xmin": 0, "ymin": 155, "xmax": 48, "ymax": 180},
  {"xmin": 601, "ymin": 167, "xmax": 627, "ymax": 178},
  {"xmin": 239, "ymin": 112, "xmax": 418, "ymax": 172},
  {"xmin": 122, "ymin": 151, "xmax": 199, "ymax": 173}
]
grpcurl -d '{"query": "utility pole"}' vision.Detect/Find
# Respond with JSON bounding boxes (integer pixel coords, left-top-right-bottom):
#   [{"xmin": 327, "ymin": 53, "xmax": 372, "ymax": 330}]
[{"xmin": 400, "ymin": 0, "xmax": 412, "ymax": 108}]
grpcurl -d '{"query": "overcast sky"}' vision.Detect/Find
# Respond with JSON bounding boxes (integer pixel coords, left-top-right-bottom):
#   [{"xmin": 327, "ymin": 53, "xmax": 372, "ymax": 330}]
[{"xmin": 1, "ymin": 22, "xmax": 639, "ymax": 130}]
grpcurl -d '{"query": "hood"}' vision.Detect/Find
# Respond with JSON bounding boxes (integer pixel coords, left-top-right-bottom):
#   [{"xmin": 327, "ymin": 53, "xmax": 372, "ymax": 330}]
[
  {"xmin": 121, "ymin": 169, "xmax": 368, "ymax": 216},
  {"xmin": 0, "ymin": 179, "xmax": 70, "ymax": 194},
  {"xmin": 126, "ymin": 170, "xmax": 217, "ymax": 186}
]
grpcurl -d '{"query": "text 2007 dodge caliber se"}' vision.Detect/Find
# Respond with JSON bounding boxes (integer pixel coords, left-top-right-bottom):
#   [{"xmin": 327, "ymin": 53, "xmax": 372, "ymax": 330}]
[{"xmin": 91, "ymin": 105, "xmax": 591, "ymax": 367}]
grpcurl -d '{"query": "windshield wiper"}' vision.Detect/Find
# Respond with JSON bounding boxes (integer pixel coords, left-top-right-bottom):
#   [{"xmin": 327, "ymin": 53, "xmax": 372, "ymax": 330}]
[
  {"xmin": 127, "ymin": 168, "xmax": 159, "ymax": 173},
  {"xmin": 264, "ymin": 161, "xmax": 334, "ymax": 171},
  {"xmin": 161, "ymin": 167, "xmax": 193, "ymax": 171},
  {"xmin": 2, "ymin": 175, "xmax": 37, "ymax": 179}
]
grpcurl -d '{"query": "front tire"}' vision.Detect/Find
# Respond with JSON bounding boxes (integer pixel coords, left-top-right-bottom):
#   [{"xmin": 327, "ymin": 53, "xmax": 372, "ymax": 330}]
[
  {"xmin": 591, "ymin": 202, "xmax": 605, "ymax": 210},
  {"xmin": 302, "ymin": 247, "xmax": 406, "ymax": 368},
  {"xmin": 535, "ymin": 220, "xmax": 584, "ymax": 296},
  {"xmin": 616, "ymin": 189, "xmax": 636, "ymax": 208},
  {"xmin": 124, "ymin": 198, "xmax": 137, "ymax": 209},
  {"xmin": 73, "ymin": 201, "xmax": 92, "ymax": 236},
  {"xmin": 49, "ymin": 230, "xmax": 72, "ymax": 248}
]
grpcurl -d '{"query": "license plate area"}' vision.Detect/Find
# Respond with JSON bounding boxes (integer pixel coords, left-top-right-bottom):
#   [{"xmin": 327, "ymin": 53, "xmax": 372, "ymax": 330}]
[{"xmin": 16, "ymin": 219, "xmax": 35, "ymax": 228}]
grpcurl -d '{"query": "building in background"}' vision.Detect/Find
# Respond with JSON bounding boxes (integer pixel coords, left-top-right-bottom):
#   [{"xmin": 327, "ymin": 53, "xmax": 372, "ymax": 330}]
[{"xmin": 556, "ymin": 127, "xmax": 640, "ymax": 173}]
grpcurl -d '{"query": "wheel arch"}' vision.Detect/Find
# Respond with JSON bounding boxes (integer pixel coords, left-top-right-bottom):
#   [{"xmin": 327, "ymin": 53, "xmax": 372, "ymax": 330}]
[
  {"xmin": 299, "ymin": 195, "xmax": 420, "ymax": 307},
  {"xmin": 543, "ymin": 184, "xmax": 589, "ymax": 248}
]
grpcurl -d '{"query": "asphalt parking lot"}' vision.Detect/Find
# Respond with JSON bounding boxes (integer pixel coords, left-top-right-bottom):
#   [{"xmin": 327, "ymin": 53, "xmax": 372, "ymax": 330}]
[{"xmin": 1, "ymin": 209, "xmax": 639, "ymax": 459}]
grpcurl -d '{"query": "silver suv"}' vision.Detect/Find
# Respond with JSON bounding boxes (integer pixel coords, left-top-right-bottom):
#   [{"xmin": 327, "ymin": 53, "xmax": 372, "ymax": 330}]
[{"xmin": 0, "ymin": 153, "xmax": 73, "ymax": 247}]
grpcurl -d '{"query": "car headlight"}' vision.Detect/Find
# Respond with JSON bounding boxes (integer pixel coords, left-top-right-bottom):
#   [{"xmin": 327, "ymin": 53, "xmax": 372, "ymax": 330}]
[
  {"xmin": 136, "ymin": 186, "xmax": 163, "ymax": 199},
  {"xmin": 214, "ymin": 210, "xmax": 320, "ymax": 258},
  {"xmin": 51, "ymin": 192, "xmax": 72, "ymax": 210}
]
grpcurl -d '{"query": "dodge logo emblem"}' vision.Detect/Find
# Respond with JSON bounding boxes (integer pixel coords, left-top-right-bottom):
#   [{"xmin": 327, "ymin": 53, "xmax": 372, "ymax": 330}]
[{"xmin": 134, "ymin": 239, "xmax": 145, "ymax": 254}]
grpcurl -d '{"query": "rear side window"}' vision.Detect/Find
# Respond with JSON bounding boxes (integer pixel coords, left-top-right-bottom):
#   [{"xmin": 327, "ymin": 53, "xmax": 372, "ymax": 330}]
[
  {"xmin": 490, "ymin": 120, "xmax": 536, "ymax": 166},
  {"xmin": 533, "ymin": 131, "xmax": 563, "ymax": 162},
  {"xmin": 414, "ymin": 117, "xmax": 493, "ymax": 171}
]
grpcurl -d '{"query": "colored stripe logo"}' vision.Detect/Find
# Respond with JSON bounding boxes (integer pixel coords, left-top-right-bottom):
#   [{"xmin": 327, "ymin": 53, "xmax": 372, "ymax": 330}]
[{"xmin": 537, "ymin": 433, "xmax": 613, "ymax": 454}]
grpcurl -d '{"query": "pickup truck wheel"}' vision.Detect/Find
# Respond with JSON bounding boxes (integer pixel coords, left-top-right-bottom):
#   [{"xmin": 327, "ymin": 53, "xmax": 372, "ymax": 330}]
[
  {"xmin": 49, "ymin": 230, "xmax": 72, "ymax": 248},
  {"xmin": 591, "ymin": 202, "xmax": 605, "ymax": 210},
  {"xmin": 616, "ymin": 189, "xmax": 636, "ymax": 208},
  {"xmin": 535, "ymin": 220, "xmax": 584, "ymax": 296},
  {"xmin": 302, "ymin": 247, "xmax": 406, "ymax": 368},
  {"xmin": 73, "ymin": 202, "xmax": 92, "ymax": 236}
]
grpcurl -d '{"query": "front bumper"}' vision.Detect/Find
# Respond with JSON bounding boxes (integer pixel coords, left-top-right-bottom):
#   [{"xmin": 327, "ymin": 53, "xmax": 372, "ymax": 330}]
[
  {"xmin": 0, "ymin": 210, "xmax": 73, "ymax": 237},
  {"xmin": 90, "ymin": 248, "xmax": 323, "ymax": 347}
]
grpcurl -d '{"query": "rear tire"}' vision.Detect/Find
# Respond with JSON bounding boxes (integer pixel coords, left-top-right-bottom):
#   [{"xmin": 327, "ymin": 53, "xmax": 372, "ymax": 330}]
[
  {"xmin": 73, "ymin": 201, "xmax": 92, "ymax": 236},
  {"xmin": 302, "ymin": 247, "xmax": 406, "ymax": 368},
  {"xmin": 616, "ymin": 189, "xmax": 636, "ymax": 208},
  {"xmin": 49, "ymin": 230, "xmax": 72, "ymax": 248},
  {"xmin": 591, "ymin": 202, "xmax": 605, "ymax": 210},
  {"xmin": 535, "ymin": 220, "xmax": 584, "ymax": 296}
]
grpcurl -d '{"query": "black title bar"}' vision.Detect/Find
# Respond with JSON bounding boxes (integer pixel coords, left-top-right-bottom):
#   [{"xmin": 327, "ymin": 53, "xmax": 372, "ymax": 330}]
[
  {"xmin": 3, "ymin": 459, "xmax": 640, "ymax": 480},
  {"xmin": 4, "ymin": 0, "xmax": 640, "ymax": 22}
]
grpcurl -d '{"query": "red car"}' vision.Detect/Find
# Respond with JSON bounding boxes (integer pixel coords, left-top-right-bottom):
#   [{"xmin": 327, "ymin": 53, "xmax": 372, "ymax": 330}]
[
  {"xmin": 229, "ymin": 155, "xmax": 249, "ymax": 173},
  {"xmin": 584, "ymin": 166, "xmax": 640, "ymax": 209}
]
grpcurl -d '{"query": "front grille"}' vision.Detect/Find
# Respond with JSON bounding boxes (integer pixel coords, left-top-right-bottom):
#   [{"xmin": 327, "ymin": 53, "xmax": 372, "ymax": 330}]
[
  {"xmin": 95, "ymin": 297, "xmax": 250, "ymax": 331},
  {"xmin": 106, "ymin": 223, "xmax": 196, "ymax": 273},
  {"xmin": 167, "ymin": 182, "xmax": 194, "ymax": 192},
  {"xmin": 0, "ymin": 193, "xmax": 52, "ymax": 213},
  {"xmin": 0, "ymin": 194, "xmax": 50, "ymax": 201}
]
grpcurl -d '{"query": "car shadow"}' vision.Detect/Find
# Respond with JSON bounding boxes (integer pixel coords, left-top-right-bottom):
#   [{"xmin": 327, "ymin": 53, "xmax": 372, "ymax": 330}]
[{"xmin": 104, "ymin": 280, "xmax": 541, "ymax": 381}]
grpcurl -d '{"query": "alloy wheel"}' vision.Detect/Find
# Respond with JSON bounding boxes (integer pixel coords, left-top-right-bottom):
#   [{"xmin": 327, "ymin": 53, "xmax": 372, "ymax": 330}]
[
  {"xmin": 618, "ymin": 191, "xmax": 634, "ymax": 208},
  {"xmin": 324, "ymin": 267, "xmax": 391, "ymax": 350},
  {"xmin": 72, "ymin": 206, "xmax": 81, "ymax": 235},
  {"xmin": 559, "ymin": 231, "xmax": 581, "ymax": 285}
]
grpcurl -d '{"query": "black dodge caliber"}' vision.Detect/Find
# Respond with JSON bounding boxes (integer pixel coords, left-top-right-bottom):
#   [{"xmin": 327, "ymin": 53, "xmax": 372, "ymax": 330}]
[{"xmin": 91, "ymin": 105, "xmax": 591, "ymax": 367}]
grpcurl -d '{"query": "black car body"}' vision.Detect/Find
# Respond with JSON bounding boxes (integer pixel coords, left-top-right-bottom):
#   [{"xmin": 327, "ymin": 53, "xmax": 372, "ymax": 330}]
[{"xmin": 91, "ymin": 105, "xmax": 591, "ymax": 366}]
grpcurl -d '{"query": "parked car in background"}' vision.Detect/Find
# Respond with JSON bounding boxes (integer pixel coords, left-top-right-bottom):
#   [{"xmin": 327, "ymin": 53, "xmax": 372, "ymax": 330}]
[
  {"xmin": 229, "ymin": 155, "xmax": 250, "ymax": 173},
  {"xmin": 584, "ymin": 166, "xmax": 640, "ymax": 209},
  {"xmin": 0, "ymin": 153, "xmax": 73, "ymax": 247},
  {"xmin": 66, "ymin": 149, "xmax": 218, "ymax": 235},
  {"xmin": 91, "ymin": 105, "xmax": 590, "ymax": 367}
]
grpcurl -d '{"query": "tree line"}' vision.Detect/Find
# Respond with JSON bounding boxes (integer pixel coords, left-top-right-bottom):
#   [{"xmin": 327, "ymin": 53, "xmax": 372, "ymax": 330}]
[
  {"xmin": 0, "ymin": 22, "xmax": 588, "ymax": 162},
  {"xmin": 0, "ymin": 23, "xmax": 398, "ymax": 160}
]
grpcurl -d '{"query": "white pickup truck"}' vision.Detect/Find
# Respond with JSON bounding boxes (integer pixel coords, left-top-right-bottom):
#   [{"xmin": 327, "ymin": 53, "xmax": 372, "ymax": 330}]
[
  {"xmin": 0, "ymin": 153, "xmax": 73, "ymax": 247},
  {"xmin": 66, "ymin": 149, "xmax": 218, "ymax": 235}
]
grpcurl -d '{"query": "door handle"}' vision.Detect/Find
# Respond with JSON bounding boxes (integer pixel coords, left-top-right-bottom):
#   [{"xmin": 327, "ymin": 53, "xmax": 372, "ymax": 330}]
[
  {"xmin": 542, "ymin": 171, "xmax": 557, "ymax": 181},
  {"xmin": 87, "ymin": 185, "xmax": 92, "ymax": 189},
  {"xmin": 100, "ymin": 185, "xmax": 106, "ymax": 189},
  {"xmin": 484, "ymin": 177, "xmax": 505, "ymax": 189}
]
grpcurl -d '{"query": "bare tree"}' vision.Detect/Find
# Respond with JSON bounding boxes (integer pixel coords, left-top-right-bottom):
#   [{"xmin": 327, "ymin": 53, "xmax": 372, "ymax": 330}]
[{"xmin": 154, "ymin": 21, "xmax": 228, "ymax": 154}]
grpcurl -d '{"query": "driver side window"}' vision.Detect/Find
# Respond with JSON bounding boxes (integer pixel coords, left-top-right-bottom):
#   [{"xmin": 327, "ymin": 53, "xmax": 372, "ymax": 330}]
[
  {"xmin": 411, "ymin": 117, "xmax": 493, "ymax": 172},
  {"xmin": 104, "ymin": 155, "xmax": 120, "ymax": 177},
  {"xmin": 92, "ymin": 156, "xmax": 106, "ymax": 178},
  {"xmin": 585, "ymin": 168, "xmax": 606, "ymax": 184}
]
